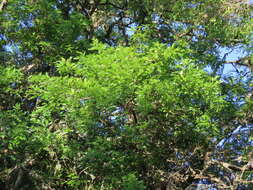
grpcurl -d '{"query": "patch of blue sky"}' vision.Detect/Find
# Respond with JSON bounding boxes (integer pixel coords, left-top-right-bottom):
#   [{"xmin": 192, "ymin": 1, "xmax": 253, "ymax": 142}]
[{"xmin": 219, "ymin": 46, "xmax": 248, "ymax": 75}]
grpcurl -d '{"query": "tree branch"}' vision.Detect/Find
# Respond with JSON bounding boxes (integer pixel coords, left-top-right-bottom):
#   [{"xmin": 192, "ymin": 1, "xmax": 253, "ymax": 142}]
[
  {"xmin": 224, "ymin": 56, "xmax": 253, "ymax": 71},
  {"xmin": 0, "ymin": 0, "xmax": 8, "ymax": 12}
]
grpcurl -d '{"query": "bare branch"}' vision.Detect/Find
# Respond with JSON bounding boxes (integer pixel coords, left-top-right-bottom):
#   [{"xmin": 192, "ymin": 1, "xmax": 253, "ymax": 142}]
[{"xmin": 224, "ymin": 56, "xmax": 253, "ymax": 71}]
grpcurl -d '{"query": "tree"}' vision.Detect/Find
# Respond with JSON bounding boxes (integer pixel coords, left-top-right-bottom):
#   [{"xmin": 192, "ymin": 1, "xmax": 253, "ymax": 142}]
[{"xmin": 0, "ymin": 0, "xmax": 253, "ymax": 189}]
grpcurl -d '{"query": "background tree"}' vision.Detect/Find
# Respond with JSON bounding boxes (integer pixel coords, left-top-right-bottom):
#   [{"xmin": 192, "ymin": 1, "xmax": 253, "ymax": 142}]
[{"xmin": 0, "ymin": 0, "xmax": 253, "ymax": 189}]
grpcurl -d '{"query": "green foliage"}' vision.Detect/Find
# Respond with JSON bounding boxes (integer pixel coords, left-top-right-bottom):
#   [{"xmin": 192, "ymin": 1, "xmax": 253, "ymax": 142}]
[
  {"xmin": 0, "ymin": 0, "xmax": 253, "ymax": 189},
  {"xmin": 21, "ymin": 41, "xmax": 228, "ymax": 188},
  {"xmin": 0, "ymin": 66, "xmax": 23, "ymax": 91},
  {"xmin": 1, "ymin": 0, "xmax": 90, "ymax": 67},
  {"xmin": 121, "ymin": 173, "xmax": 146, "ymax": 190}
]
